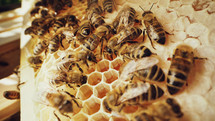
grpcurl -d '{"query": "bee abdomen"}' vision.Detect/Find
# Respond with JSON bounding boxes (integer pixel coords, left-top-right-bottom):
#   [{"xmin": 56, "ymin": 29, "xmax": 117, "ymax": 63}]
[
  {"xmin": 149, "ymin": 65, "xmax": 165, "ymax": 82},
  {"xmin": 34, "ymin": 41, "xmax": 48, "ymax": 55},
  {"xmin": 103, "ymin": 0, "xmax": 113, "ymax": 13},
  {"xmin": 3, "ymin": 91, "xmax": 20, "ymax": 100},
  {"xmin": 49, "ymin": 36, "xmax": 60, "ymax": 53},
  {"xmin": 134, "ymin": 112, "xmax": 155, "ymax": 121}
]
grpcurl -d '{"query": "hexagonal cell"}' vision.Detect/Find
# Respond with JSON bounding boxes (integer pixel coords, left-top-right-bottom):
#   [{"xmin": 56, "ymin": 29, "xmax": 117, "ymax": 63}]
[
  {"xmin": 104, "ymin": 70, "xmax": 118, "ymax": 84},
  {"xmin": 94, "ymin": 83, "xmax": 110, "ymax": 98},
  {"xmin": 111, "ymin": 59, "xmax": 124, "ymax": 71},
  {"xmin": 85, "ymin": 64, "xmax": 96, "ymax": 74},
  {"xmin": 122, "ymin": 105, "xmax": 139, "ymax": 114},
  {"xmin": 88, "ymin": 72, "xmax": 102, "ymax": 86},
  {"xmin": 73, "ymin": 113, "xmax": 88, "ymax": 121},
  {"xmin": 91, "ymin": 113, "xmax": 109, "ymax": 121},
  {"xmin": 83, "ymin": 97, "xmax": 101, "ymax": 115},
  {"xmin": 77, "ymin": 85, "xmax": 93, "ymax": 100},
  {"xmin": 96, "ymin": 60, "xmax": 110, "ymax": 72}
]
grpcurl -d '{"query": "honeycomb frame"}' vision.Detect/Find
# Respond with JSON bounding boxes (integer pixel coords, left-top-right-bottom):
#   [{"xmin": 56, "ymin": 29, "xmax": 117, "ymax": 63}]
[{"xmin": 20, "ymin": 0, "xmax": 215, "ymax": 121}]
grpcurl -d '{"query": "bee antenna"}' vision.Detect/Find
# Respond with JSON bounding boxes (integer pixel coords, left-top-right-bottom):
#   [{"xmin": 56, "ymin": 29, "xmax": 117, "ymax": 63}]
[
  {"xmin": 150, "ymin": 3, "xmax": 155, "ymax": 11},
  {"xmin": 139, "ymin": 6, "xmax": 144, "ymax": 12}
]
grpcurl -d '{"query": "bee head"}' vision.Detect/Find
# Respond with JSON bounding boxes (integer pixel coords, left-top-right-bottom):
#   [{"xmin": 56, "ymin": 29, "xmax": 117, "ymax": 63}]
[
  {"xmin": 87, "ymin": 52, "xmax": 97, "ymax": 63},
  {"xmin": 81, "ymin": 76, "xmax": 88, "ymax": 85},
  {"xmin": 68, "ymin": 15, "xmax": 76, "ymax": 22},
  {"xmin": 24, "ymin": 27, "xmax": 35, "ymax": 35},
  {"xmin": 142, "ymin": 11, "xmax": 153, "ymax": 17},
  {"xmin": 166, "ymin": 98, "xmax": 183, "ymax": 118}
]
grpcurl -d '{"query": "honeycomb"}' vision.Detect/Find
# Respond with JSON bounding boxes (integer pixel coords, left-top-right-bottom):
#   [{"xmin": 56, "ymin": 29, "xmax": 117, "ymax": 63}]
[{"xmin": 20, "ymin": 0, "xmax": 215, "ymax": 121}]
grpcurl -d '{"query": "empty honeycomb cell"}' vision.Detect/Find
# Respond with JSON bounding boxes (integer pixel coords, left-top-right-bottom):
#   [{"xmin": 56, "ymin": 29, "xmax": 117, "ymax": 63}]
[
  {"xmin": 83, "ymin": 97, "xmax": 101, "ymax": 115},
  {"xmin": 96, "ymin": 60, "xmax": 110, "ymax": 72},
  {"xmin": 94, "ymin": 83, "xmax": 110, "ymax": 98},
  {"xmin": 104, "ymin": 70, "xmax": 118, "ymax": 84},
  {"xmin": 122, "ymin": 105, "xmax": 139, "ymax": 114},
  {"xmin": 73, "ymin": 113, "xmax": 88, "ymax": 121},
  {"xmin": 111, "ymin": 58, "xmax": 124, "ymax": 71},
  {"xmin": 77, "ymin": 85, "xmax": 93, "ymax": 100},
  {"xmin": 91, "ymin": 113, "xmax": 109, "ymax": 121},
  {"xmin": 88, "ymin": 72, "xmax": 102, "ymax": 86}
]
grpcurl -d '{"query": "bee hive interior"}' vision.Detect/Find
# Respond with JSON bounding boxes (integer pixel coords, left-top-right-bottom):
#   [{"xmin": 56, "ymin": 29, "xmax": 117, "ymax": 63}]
[{"xmin": 20, "ymin": 0, "xmax": 215, "ymax": 121}]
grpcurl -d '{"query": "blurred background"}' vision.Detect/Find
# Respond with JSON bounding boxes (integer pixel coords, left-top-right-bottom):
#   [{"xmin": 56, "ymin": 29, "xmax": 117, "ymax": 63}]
[{"xmin": 0, "ymin": 0, "xmax": 22, "ymax": 120}]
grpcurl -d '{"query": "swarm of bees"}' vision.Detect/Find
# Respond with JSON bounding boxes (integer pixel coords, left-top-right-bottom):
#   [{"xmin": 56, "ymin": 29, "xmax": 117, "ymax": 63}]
[{"xmin": 23, "ymin": 0, "xmax": 207, "ymax": 120}]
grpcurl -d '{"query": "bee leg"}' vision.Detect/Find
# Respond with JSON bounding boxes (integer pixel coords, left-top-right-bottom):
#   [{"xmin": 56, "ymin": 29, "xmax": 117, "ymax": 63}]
[
  {"xmin": 76, "ymin": 63, "xmax": 83, "ymax": 73},
  {"xmin": 60, "ymin": 38, "xmax": 65, "ymax": 48},
  {"xmin": 142, "ymin": 29, "xmax": 146, "ymax": 42},
  {"xmin": 165, "ymin": 31, "xmax": 173, "ymax": 35},
  {"xmin": 85, "ymin": 61, "xmax": 89, "ymax": 68},
  {"xmin": 146, "ymin": 30, "xmax": 156, "ymax": 49},
  {"xmin": 118, "ymin": 104, "xmax": 126, "ymax": 113},
  {"xmin": 67, "ymin": 84, "xmax": 75, "ymax": 90},
  {"xmin": 53, "ymin": 111, "xmax": 61, "ymax": 121},
  {"xmin": 100, "ymin": 39, "xmax": 104, "ymax": 57},
  {"xmin": 72, "ymin": 99, "xmax": 82, "ymax": 108},
  {"xmin": 17, "ymin": 82, "xmax": 26, "ymax": 90},
  {"xmin": 62, "ymin": 113, "xmax": 71, "ymax": 119}
]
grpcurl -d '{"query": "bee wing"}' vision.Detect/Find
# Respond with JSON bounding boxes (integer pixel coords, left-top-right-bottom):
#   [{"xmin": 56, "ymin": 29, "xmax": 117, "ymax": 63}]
[
  {"xmin": 33, "ymin": 82, "xmax": 57, "ymax": 106},
  {"xmin": 118, "ymin": 57, "xmax": 159, "ymax": 82},
  {"xmin": 134, "ymin": 56, "xmax": 159, "ymax": 70},
  {"xmin": 119, "ymin": 82, "xmax": 150, "ymax": 103}
]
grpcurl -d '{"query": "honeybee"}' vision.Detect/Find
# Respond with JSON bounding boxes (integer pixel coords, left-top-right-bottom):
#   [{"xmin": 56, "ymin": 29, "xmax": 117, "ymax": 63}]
[
  {"xmin": 28, "ymin": 56, "xmax": 43, "ymax": 69},
  {"xmin": 104, "ymin": 27, "xmax": 142, "ymax": 58},
  {"xmin": 87, "ymin": 0, "xmax": 103, "ymax": 15},
  {"xmin": 49, "ymin": 34, "xmax": 65, "ymax": 54},
  {"xmin": 103, "ymin": 82, "xmax": 164, "ymax": 113},
  {"xmin": 82, "ymin": 24, "xmax": 113, "ymax": 53},
  {"xmin": 3, "ymin": 90, "xmax": 20, "ymax": 100},
  {"xmin": 24, "ymin": 26, "xmax": 36, "ymax": 36},
  {"xmin": 102, "ymin": 0, "xmax": 114, "ymax": 13},
  {"xmin": 52, "ymin": 17, "xmax": 67, "ymax": 32},
  {"xmin": 48, "ymin": 0, "xmax": 65, "ymax": 12},
  {"xmin": 140, "ymin": 4, "xmax": 166, "ymax": 48},
  {"xmin": 130, "ymin": 98, "xmax": 183, "ymax": 121},
  {"xmin": 130, "ymin": 64, "xmax": 166, "ymax": 83},
  {"xmin": 119, "ymin": 57, "xmax": 159, "ymax": 83},
  {"xmin": 30, "ymin": 7, "xmax": 55, "ymax": 18},
  {"xmin": 50, "ymin": 70, "xmax": 87, "ymax": 88},
  {"xmin": 36, "ymin": 82, "xmax": 82, "ymax": 119},
  {"xmin": 33, "ymin": 40, "xmax": 48, "ymax": 55},
  {"xmin": 35, "ymin": 0, "xmax": 48, "ymax": 7},
  {"xmin": 88, "ymin": 12, "xmax": 105, "ymax": 28},
  {"xmin": 60, "ymin": 49, "xmax": 97, "ymax": 67},
  {"xmin": 66, "ymin": 15, "xmax": 79, "ymax": 29},
  {"xmin": 121, "ymin": 43, "xmax": 152, "ymax": 60},
  {"xmin": 112, "ymin": 5, "xmax": 136, "ymax": 33},
  {"xmin": 75, "ymin": 21, "xmax": 94, "ymax": 42},
  {"xmin": 167, "ymin": 44, "xmax": 194, "ymax": 95}
]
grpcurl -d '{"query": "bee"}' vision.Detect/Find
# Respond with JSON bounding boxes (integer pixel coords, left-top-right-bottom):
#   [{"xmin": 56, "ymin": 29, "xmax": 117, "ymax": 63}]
[
  {"xmin": 24, "ymin": 26, "xmax": 36, "ymax": 36},
  {"xmin": 112, "ymin": 5, "xmax": 136, "ymax": 33},
  {"xmin": 103, "ymin": 82, "xmax": 164, "ymax": 113},
  {"xmin": 102, "ymin": 0, "xmax": 114, "ymax": 13},
  {"xmin": 36, "ymin": 82, "xmax": 82, "ymax": 119},
  {"xmin": 33, "ymin": 40, "xmax": 48, "ymax": 55},
  {"xmin": 82, "ymin": 24, "xmax": 113, "ymax": 53},
  {"xmin": 30, "ymin": 7, "xmax": 55, "ymax": 18},
  {"xmin": 66, "ymin": 15, "xmax": 79, "ymax": 29},
  {"xmin": 75, "ymin": 21, "xmax": 94, "ymax": 42},
  {"xmin": 49, "ymin": 34, "xmax": 65, "ymax": 54},
  {"xmin": 28, "ymin": 56, "xmax": 43, "ymax": 69},
  {"xmin": 62, "ymin": 0, "xmax": 73, "ymax": 7},
  {"xmin": 52, "ymin": 17, "xmax": 67, "ymax": 32},
  {"xmin": 104, "ymin": 27, "xmax": 142, "ymax": 58},
  {"xmin": 48, "ymin": 0, "xmax": 65, "ymax": 12},
  {"xmin": 119, "ymin": 57, "xmax": 159, "ymax": 84},
  {"xmin": 131, "ymin": 98, "xmax": 183, "ymax": 121},
  {"xmin": 35, "ymin": 0, "xmax": 48, "ymax": 7},
  {"xmin": 140, "ymin": 4, "xmax": 166, "ymax": 48},
  {"xmin": 32, "ymin": 18, "xmax": 46, "ymax": 27},
  {"xmin": 3, "ymin": 90, "xmax": 20, "ymax": 100},
  {"xmin": 167, "ymin": 44, "xmax": 194, "ymax": 95},
  {"xmin": 88, "ymin": 12, "xmax": 105, "ymax": 28},
  {"xmin": 50, "ymin": 71, "xmax": 87, "ymax": 88},
  {"xmin": 60, "ymin": 49, "xmax": 97, "ymax": 67},
  {"xmin": 87, "ymin": 0, "xmax": 103, "ymax": 15},
  {"xmin": 121, "ymin": 43, "xmax": 152, "ymax": 60}
]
